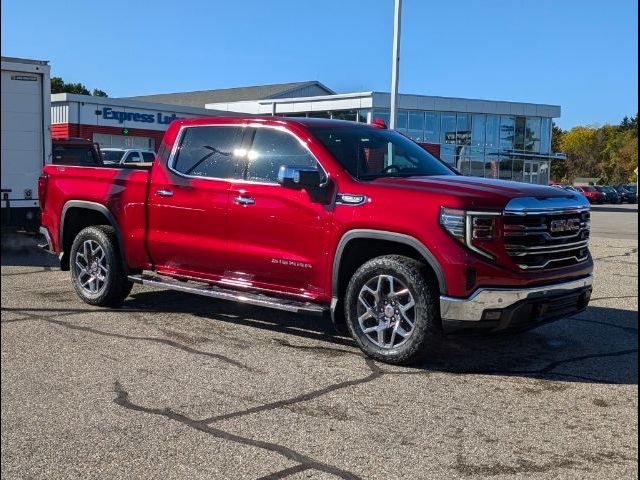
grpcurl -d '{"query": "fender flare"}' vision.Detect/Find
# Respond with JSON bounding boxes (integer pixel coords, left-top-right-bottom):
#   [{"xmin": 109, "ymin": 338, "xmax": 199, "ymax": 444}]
[
  {"xmin": 331, "ymin": 229, "xmax": 447, "ymax": 296},
  {"xmin": 59, "ymin": 200, "xmax": 128, "ymax": 272}
]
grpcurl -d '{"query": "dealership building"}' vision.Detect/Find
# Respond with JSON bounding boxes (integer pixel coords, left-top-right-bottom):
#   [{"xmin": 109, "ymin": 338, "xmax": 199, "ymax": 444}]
[{"xmin": 51, "ymin": 80, "xmax": 563, "ymax": 184}]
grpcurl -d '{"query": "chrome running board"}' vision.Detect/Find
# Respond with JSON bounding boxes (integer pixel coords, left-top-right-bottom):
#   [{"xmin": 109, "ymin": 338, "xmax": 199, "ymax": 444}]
[{"xmin": 128, "ymin": 273, "xmax": 327, "ymax": 315}]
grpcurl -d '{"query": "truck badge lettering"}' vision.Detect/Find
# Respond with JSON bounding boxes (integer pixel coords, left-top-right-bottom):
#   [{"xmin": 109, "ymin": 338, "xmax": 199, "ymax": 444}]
[
  {"xmin": 550, "ymin": 218, "xmax": 580, "ymax": 233},
  {"xmin": 271, "ymin": 259, "xmax": 312, "ymax": 269}
]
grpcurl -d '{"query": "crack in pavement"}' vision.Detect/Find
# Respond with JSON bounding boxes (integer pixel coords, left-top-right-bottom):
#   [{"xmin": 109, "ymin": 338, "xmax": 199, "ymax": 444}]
[
  {"xmin": 4, "ymin": 308, "xmax": 254, "ymax": 372},
  {"xmin": 200, "ymin": 357, "xmax": 384, "ymax": 424},
  {"xmin": 570, "ymin": 316, "xmax": 638, "ymax": 334},
  {"xmin": 113, "ymin": 381, "xmax": 363, "ymax": 480},
  {"xmin": 465, "ymin": 348, "xmax": 637, "ymax": 383},
  {"xmin": 589, "ymin": 295, "xmax": 639, "ymax": 302},
  {"xmin": 592, "ymin": 247, "xmax": 638, "ymax": 261}
]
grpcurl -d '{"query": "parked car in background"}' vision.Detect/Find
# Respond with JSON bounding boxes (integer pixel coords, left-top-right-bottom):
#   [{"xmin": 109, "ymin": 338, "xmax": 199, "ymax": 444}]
[
  {"xmin": 614, "ymin": 184, "xmax": 638, "ymax": 203},
  {"xmin": 102, "ymin": 148, "xmax": 155, "ymax": 166},
  {"xmin": 555, "ymin": 185, "xmax": 582, "ymax": 194},
  {"xmin": 51, "ymin": 138, "xmax": 102, "ymax": 167},
  {"xmin": 594, "ymin": 186, "xmax": 621, "ymax": 204},
  {"xmin": 575, "ymin": 185, "xmax": 605, "ymax": 204}
]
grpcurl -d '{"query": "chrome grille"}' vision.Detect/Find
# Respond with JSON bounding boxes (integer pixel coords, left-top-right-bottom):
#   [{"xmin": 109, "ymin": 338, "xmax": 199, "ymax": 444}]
[{"xmin": 503, "ymin": 204, "xmax": 591, "ymax": 270}]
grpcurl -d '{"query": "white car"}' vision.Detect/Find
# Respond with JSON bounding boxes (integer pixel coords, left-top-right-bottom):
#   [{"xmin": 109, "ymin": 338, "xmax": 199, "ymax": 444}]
[{"xmin": 102, "ymin": 148, "xmax": 155, "ymax": 166}]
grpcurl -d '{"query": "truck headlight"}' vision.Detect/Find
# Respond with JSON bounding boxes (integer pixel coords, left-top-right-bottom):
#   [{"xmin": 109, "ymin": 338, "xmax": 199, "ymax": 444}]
[{"xmin": 439, "ymin": 207, "xmax": 500, "ymax": 259}]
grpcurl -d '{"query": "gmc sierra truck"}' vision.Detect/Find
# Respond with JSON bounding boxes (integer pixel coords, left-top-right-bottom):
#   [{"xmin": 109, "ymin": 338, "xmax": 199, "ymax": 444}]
[{"xmin": 39, "ymin": 117, "xmax": 593, "ymax": 364}]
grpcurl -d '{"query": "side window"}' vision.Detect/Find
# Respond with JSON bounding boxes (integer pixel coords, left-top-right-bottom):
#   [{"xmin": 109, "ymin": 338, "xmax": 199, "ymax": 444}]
[
  {"xmin": 125, "ymin": 151, "xmax": 143, "ymax": 163},
  {"xmin": 247, "ymin": 128, "xmax": 318, "ymax": 183},
  {"xmin": 173, "ymin": 126, "xmax": 244, "ymax": 179},
  {"xmin": 141, "ymin": 152, "xmax": 155, "ymax": 162}
]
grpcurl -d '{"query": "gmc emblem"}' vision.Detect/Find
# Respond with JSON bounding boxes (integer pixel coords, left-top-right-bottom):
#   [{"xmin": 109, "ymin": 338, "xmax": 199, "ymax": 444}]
[{"xmin": 550, "ymin": 218, "xmax": 581, "ymax": 233}]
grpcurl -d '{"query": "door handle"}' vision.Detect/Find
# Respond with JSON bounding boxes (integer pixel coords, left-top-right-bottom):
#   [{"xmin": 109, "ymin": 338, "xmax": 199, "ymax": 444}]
[
  {"xmin": 155, "ymin": 189, "xmax": 174, "ymax": 197},
  {"xmin": 234, "ymin": 196, "xmax": 255, "ymax": 205}
]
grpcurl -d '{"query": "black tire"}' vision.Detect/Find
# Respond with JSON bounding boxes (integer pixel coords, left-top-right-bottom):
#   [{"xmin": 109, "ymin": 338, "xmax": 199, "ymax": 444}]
[
  {"xmin": 344, "ymin": 255, "xmax": 441, "ymax": 365},
  {"xmin": 69, "ymin": 225, "xmax": 133, "ymax": 307}
]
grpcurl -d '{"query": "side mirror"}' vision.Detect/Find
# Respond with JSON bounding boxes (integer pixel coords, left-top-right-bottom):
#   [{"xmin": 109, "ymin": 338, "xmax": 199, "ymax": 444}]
[{"xmin": 278, "ymin": 165, "xmax": 323, "ymax": 189}]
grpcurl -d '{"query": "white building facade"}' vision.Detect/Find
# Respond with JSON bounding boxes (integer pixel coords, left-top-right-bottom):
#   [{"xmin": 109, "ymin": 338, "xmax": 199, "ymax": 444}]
[{"xmin": 206, "ymin": 91, "xmax": 563, "ymax": 185}]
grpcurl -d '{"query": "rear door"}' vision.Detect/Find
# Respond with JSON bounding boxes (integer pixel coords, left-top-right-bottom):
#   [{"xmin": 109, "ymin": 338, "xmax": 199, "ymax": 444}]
[
  {"xmin": 146, "ymin": 125, "xmax": 247, "ymax": 280},
  {"xmin": 226, "ymin": 126, "xmax": 332, "ymax": 299}
]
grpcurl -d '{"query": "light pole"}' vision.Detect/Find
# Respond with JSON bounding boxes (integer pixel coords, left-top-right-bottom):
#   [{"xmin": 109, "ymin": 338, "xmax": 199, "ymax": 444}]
[{"xmin": 389, "ymin": 0, "xmax": 402, "ymax": 130}]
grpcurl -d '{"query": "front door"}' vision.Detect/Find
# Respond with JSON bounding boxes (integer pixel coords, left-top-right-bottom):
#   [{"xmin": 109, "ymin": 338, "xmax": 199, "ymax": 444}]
[
  {"xmin": 146, "ymin": 125, "xmax": 246, "ymax": 280},
  {"xmin": 226, "ymin": 126, "xmax": 332, "ymax": 300},
  {"xmin": 523, "ymin": 161, "xmax": 540, "ymax": 184}
]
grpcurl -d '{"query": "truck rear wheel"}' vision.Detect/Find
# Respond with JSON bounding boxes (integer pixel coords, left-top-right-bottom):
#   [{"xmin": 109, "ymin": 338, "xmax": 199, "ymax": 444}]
[
  {"xmin": 344, "ymin": 255, "xmax": 441, "ymax": 365},
  {"xmin": 70, "ymin": 225, "xmax": 133, "ymax": 307}
]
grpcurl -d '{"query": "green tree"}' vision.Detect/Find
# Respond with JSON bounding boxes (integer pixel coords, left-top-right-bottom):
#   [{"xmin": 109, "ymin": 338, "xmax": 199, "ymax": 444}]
[
  {"xmin": 550, "ymin": 122, "xmax": 566, "ymax": 181},
  {"xmin": 51, "ymin": 77, "xmax": 108, "ymax": 97}
]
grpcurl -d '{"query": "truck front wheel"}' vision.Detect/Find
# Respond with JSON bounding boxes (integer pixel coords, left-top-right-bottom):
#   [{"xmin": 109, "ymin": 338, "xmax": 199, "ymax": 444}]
[
  {"xmin": 70, "ymin": 225, "xmax": 133, "ymax": 307},
  {"xmin": 344, "ymin": 255, "xmax": 441, "ymax": 365}
]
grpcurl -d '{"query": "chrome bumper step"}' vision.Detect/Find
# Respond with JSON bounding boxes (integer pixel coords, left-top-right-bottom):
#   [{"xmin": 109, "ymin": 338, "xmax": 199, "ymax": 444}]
[{"xmin": 127, "ymin": 273, "xmax": 327, "ymax": 315}]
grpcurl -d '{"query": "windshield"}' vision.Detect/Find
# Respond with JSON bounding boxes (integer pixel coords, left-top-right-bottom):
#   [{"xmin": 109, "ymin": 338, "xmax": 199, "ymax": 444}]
[
  {"xmin": 103, "ymin": 150, "xmax": 125, "ymax": 162},
  {"xmin": 308, "ymin": 127, "xmax": 455, "ymax": 179},
  {"xmin": 626, "ymin": 184, "xmax": 637, "ymax": 193},
  {"xmin": 582, "ymin": 186, "xmax": 596, "ymax": 192}
]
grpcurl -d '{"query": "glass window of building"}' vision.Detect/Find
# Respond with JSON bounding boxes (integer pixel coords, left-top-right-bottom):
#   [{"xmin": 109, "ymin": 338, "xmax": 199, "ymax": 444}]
[
  {"xmin": 308, "ymin": 111, "xmax": 331, "ymax": 119},
  {"xmin": 456, "ymin": 114, "xmax": 471, "ymax": 145},
  {"xmin": 500, "ymin": 116, "xmax": 515, "ymax": 150},
  {"xmin": 408, "ymin": 111, "xmax": 424, "ymax": 142},
  {"xmin": 540, "ymin": 118, "xmax": 551, "ymax": 154},
  {"xmin": 512, "ymin": 158, "xmax": 524, "ymax": 182},
  {"xmin": 440, "ymin": 145, "xmax": 456, "ymax": 166},
  {"xmin": 424, "ymin": 112, "xmax": 440, "ymax": 143},
  {"xmin": 456, "ymin": 147, "xmax": 470, "ymax": 174},
  {"xmin": 486, "ymin": 115, "xmax": 500, "ymax": 148},
  {"xmin": 499, "ymin": 156, "xmax": 513, "ymax": 180},
  {"xmin": 396, "ymin": 111, "xmax": 408, "ymax": 133},
  {"xmin": 372, "ymin": 109, "xmax": 390, "ymax": 126},
  {"xmin": 525, "ymin": 117, "xmax": 541, "ymax": 152},
  {"xmin": 471, "ymin": 114, "xmax": 486, "ymax": 147},
  {"xmin": 469, "ymin": 147, "xmax": 485, "ymax": 177},
  {"xmin": 441, "ymin": 113, "xmax": 457, "ymax": 145},
  {"xmin": 514, "ymin": 117, "xmax": 526, "ymax": 151},
  {"xmin": 332, "ymin": 110, "xmax": 358, "ymax": 121},
  {"xmin": 485, "ymin": 149, "xmax": 500, "ymax": 178},
  {"xmin": 539, "ymin": 162, "xmax": 550, "ymax": 185},
  {"xmin": 357, "ymin": 109, "xmax": 370, "ymax": 123}
]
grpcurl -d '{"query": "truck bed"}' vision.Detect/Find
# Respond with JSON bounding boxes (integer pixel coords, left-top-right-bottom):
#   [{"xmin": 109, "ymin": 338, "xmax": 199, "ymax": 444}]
[{"xmin": 41, "ymin": 164, "xmax": 151, "ymax": 269}]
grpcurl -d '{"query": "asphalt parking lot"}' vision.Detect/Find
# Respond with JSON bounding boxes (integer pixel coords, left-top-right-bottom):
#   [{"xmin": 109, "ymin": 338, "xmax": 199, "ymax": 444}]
[{"xmin": 1, "ymin": 205, "xmax": 637, "ymax": 479}]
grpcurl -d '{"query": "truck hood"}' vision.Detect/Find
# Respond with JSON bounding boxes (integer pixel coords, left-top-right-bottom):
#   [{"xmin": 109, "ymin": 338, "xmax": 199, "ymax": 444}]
[{"xmin": 369, "ymin": 175, "xmax": 579, "ymax": 210}]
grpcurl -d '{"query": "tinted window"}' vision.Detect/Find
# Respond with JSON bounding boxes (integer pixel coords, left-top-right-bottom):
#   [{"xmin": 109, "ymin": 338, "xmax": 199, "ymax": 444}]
[
  {"xmin": 125, "ymin": 151, "xmax": 143, "ymax": 163},
  {"xmin": 246, "ymin": 128, "xmax": 317, "ymax": 183},
  {"xmin": 173, "ymin": 126, "xmax": 244, "ymax": 179},
  {"xmin": 141, "ymin": 152, "xmax": 155, "ymax": 162},
  {"xmin": 52, "ymin": 146, "xmax": 100, "ymax": 166},
  {"xmin": 309, "ymin": 127, "xmax": 454, "ymax": 179},
  {"xmin": 103, "ymin": 150, "xmax": 125, "ymax": 163}
]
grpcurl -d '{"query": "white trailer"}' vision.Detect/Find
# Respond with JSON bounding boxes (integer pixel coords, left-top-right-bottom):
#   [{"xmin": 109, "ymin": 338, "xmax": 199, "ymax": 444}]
[{"xmin": 1, "ymin": 56, "xmax": 51, "ymax": 229}]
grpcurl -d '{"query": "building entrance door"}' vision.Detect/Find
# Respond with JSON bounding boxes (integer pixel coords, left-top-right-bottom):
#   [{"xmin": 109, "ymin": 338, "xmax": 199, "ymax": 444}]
[{"xmin": 523, "ymin": 161, "xmax": 540, "ymax": 184}]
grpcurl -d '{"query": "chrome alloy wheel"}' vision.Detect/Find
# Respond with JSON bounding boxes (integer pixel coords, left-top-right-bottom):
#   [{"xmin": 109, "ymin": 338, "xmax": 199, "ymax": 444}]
[
  {"xmin": 356, "ymin": 274, "xmax": 416, "ymax": 349},
  {"xmin": 75, "ymin": 240, "xmax": 108, "ymax": 295}
]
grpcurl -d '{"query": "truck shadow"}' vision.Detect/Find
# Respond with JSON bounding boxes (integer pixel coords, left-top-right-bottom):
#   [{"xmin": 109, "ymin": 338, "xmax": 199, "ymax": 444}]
[
  {"xmin": 125, "ymin": 289, "xmax": 638, "ymax": 385},
  {"xmin": 590, "ymin": 205, "xmax": 638, "ymax": 213}
]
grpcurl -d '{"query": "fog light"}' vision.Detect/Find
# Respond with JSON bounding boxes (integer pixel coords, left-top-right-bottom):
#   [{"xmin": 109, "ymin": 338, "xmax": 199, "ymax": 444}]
[{"xmin": 482, "ymin": 310, "xmax": 502, "ymax": 321}]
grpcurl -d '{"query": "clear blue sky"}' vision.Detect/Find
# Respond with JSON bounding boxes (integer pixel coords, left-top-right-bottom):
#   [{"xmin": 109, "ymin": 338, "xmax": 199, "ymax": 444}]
[{"xmin": 2, "ymin": 0, "xmax": 637, "ymax": 129}]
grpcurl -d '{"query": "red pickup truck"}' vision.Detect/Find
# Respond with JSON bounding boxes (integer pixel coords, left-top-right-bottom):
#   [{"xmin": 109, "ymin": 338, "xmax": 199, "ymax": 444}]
[{"xmin": 39, "ymin": 117, "xmax": 593, "ymax": 364}]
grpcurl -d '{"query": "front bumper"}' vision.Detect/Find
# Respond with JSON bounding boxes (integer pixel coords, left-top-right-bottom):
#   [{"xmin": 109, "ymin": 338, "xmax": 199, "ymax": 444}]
[{"xmin": 440, "ymin": 275, "xmax": 593, "ymax": 333}]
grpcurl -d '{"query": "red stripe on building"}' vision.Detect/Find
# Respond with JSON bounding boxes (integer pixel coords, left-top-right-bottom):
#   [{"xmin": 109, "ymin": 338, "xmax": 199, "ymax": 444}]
[{"xmin": 51, "ymin": 123, "xmax": 166, "ymax": 152}]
